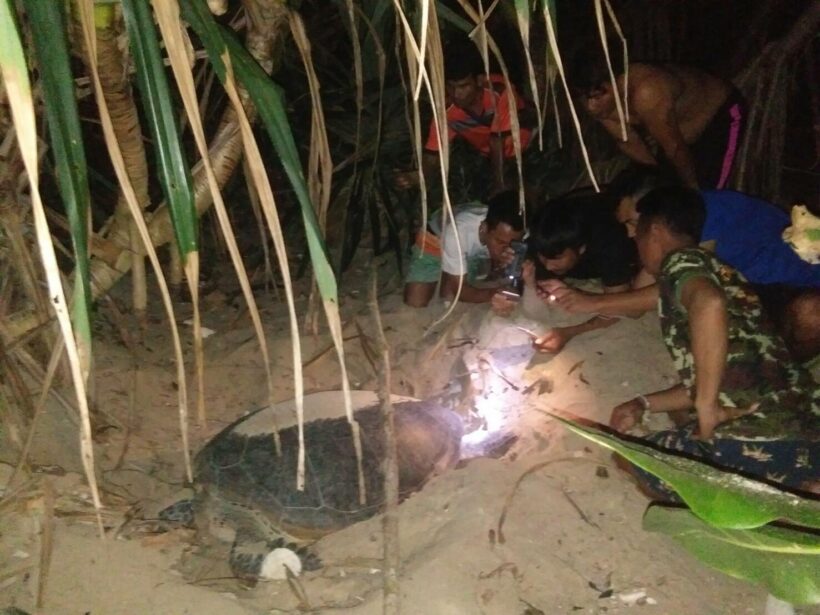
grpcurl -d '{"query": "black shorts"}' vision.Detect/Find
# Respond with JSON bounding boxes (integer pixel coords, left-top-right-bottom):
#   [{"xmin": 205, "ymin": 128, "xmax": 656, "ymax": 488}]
[{"xmin": 691, "ymin": 88, "xmax": 746, "ymax": 189}]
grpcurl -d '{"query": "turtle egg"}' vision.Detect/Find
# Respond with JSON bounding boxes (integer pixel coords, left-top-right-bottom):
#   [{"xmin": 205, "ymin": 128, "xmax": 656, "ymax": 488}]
[{"xmin": 260, "ymin": 547, "xmax": 302, "ymax": 580}]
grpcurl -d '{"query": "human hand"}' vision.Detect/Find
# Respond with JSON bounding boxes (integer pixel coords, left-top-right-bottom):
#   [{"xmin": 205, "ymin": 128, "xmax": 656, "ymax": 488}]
[
  {"xmin": 497, "ymin": 244, "xmax": 517, "ymax": 268},
  {"xmin": 532, "ymin": 328, "xmax": 567, "ymax": 353},
  {"xmin": 490, "ymin": 291, "xmax": 517, "ymax": 317},
  {"xmin": 550, "ymin": 287, "xmax": 598, "ymax": 314},
  {"xmin": 693, "ymin": 401, "xmax": 759, "ymax": 440},
  {"xmin": 535, "ymin": 279, "xmax": 566, "ymax": 304},
  {"xmin": 609, "ymin": 398, "xmax": 646, "ymax": 432},
  {"xmin": 392, "ymin": 169, "xmax": 420, "ymax": 191}
]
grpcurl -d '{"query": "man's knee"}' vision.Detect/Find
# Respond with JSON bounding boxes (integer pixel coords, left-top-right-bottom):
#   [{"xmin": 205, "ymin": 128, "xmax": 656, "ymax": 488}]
[
  {"xmin": 403, "ymin": 282, "xmax": 436, "ymax": 308},
  {"xmin": 782, "ymin": 290, "xmax": 820, "ymax": 362}
]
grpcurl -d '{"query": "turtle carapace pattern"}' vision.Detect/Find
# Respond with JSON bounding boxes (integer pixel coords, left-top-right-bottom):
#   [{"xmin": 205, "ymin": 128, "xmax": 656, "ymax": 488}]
[{"xmin": 161, "ymin": 396, "xmax": 463, "ymax": 581}]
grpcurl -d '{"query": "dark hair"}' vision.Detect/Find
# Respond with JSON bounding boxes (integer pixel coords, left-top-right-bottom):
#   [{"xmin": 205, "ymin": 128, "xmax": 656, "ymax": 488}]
[
  {"xmin": 485, "ymin": 190, "xmax": 525, "ymax": 232},
  {"xmin": 607, "ymin": 165, "xmax": 679, "ymax": 201},
  {"xmin": 567, "ymin": 37, "xmax": 625, "ymax": 94},
  {"xmin": 529, "ymin": 198, "xmax": 589, "ymax": 258},
  {"xmin": 444, "ymin": 37, "xmax": 482, "ymax": 82},
  {"xmin": 635, "ymin": 187, "xmax": 706, "ymax": 243}
]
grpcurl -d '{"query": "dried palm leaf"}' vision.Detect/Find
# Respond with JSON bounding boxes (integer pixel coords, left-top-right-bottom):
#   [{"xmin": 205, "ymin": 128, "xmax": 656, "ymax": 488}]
[
  {"xmin": 180, "ymin": 0, "xmax": 363, "ymax": 497},
  {"xmin": 288, "ymin": 11, "xmax": 333, "ymax": 235},
  {"xmin": 345, "ymin": 0, "xmax": 364, "ymax": 174},
  {"xmin": 393, "ymin": 0, "xmax": 463, "ymax": 328},
  {"xmin": 36, "ymin": 477, "xmax": 54, "ymax": 609},
  {"xmin": 368, "ymin": 270, "xmax": 399, "ymax": 614},
  {"xmin": 289, "ymin": 9, "xmax": 333, "ymax": 334},
  {"xmin": 8, "ymin": 338, "xmax": 65, "ymax": 489},
  {"xmin": 219, "ymin": 53, "xmax": 309, "ymax": 488},
  {"xmin": 540, "ymin": 0, "xmax": 599, "ymax": 190},
  {"xmin": 152, "ymin": 0, "xmax": 282, "ymax": 437},
  {"xmin": 513, "ymin": 0, "xmax": 544, "ymax": 149},
  {"xmin": 394, "ymin": 7, "xmax": 429, "ymax": 235},
  {"xmin": 0, "ymin": 0, "xmax": 103, "ymax": 533},
  {"xmin": 75, "ymin": 0, "xmax": 193, "ymax": 481},
  {"xmin": 454, "ymin": 0, "xmax": 526, "ymax": 210},
  {"xmin": 121, "ymin": 0, "xmax": 206, "ymax": 428},
  {"xmin": 25, "ymin": 0, "xmax": 93, "ymax": 381},
  {"xmin": 594, "ymin": 0, "xmax": 629, "ymax": 141}
]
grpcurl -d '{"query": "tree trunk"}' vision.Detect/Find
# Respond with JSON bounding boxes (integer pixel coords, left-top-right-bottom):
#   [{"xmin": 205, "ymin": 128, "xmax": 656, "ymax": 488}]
[
  {"xmin": 7, "ymin": 0, "xmax": 290, "ymax": 342},
  {"xmin": 732, "ymin": 0, "xmax": 820, "ymax": 197},
  {"xmin": 735, "ymin": 0, "xmax": 820, "ymax": 88},
  {"xmin": 94, "ymin": 20, "xmax": 152, "ymax": 314},
  {"xmin": 772, "ymin": 0, "xmax": 820, "ymax": 59}
]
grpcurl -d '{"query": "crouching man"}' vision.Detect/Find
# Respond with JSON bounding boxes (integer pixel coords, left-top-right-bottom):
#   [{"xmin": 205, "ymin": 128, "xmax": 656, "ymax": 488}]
[
  {"xmin": 609, "ymin": 190, "xmax": 819, "ymax": 496},
  {"xmin": 403, "ymin": 191, "xmax": 524, "ymax": 307}
]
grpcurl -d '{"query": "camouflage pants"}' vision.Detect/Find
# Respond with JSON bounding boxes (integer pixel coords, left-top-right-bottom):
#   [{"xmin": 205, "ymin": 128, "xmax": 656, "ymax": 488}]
[{"xmin": 632, "ymin": 423, "xmax": 818, "ymax": 500}]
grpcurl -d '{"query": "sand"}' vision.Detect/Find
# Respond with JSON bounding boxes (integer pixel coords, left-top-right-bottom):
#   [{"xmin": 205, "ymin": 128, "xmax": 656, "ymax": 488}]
[{"xmin": 0, "ymin": 266, "xmax": 790, "ymax": 615}]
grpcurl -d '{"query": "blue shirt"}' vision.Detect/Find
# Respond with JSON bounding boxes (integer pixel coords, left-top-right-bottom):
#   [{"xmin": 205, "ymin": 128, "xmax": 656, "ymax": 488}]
[{"xmin": 701, "ymin": 190, "xmax": 820, "ymax": 287}]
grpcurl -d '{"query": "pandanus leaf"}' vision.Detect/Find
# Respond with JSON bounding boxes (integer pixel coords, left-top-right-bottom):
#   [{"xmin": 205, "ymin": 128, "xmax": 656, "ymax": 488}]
[
  {"xmin": 550, "ymin": 414, "xmax": 820, "ymax": 530},
  {"xmin": 25, "ymin": 0, "xmax": 93, "ymax": 374},
  {"xmin": 0, "ymin": 0, "xmax": 102, "ymax": 531},
  {"xmin": 644, "ymin": 506, "xmax": 820, "ymax": 605},
  {"xmin": 180, "ymin": 0, "xmax": 336, "ymax": 301},
  {"xmin": 121, "ymin": 0, "xmax": 197, "ymax": 259},
  {"xmin": 180, "ymin": 0, "xmax": 361, "ymax": 495}
]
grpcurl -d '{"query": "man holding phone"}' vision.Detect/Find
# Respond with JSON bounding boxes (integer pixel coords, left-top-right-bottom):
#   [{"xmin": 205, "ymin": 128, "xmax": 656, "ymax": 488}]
[
  {"xmin": 403, "ymin": 191, "xmax": 525, "ymax": 307},
  {"xmin": 496, "ymin": 193, "xmax": 641, "ymax": 351}
]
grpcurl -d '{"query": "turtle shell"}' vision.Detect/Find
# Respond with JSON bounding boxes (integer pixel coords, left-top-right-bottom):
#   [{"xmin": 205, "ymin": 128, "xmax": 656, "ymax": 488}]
[{"xmin": 194, "ymin": 392, "xmax": 462, "ymax": 540}]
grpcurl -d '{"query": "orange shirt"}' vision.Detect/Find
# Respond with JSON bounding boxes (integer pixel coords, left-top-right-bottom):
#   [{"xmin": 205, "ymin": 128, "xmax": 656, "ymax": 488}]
[{"xmin": 425, "ymin": 75, "xmax": 531, "ymax": 158}]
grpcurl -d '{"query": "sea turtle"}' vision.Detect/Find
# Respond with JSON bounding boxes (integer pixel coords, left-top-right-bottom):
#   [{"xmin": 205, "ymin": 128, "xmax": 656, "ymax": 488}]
[{"xmin": 159, "ymin": 391, "xmax": 463, "ymax": 581}]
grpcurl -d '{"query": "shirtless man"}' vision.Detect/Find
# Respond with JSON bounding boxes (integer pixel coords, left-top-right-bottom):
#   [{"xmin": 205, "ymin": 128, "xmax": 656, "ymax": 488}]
[{"xmin": 569, "ymin": 41, "xmax": 745, "ymax": 189}]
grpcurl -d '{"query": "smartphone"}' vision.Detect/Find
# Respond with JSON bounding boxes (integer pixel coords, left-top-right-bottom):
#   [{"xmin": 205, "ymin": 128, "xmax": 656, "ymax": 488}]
[
  {"xmin": 499, "ymin": 289, "xmax": 521, "ymax": 303},
  {"xmin": 504, "ymin": 240, "xmax": 528, "ymax": 283}
]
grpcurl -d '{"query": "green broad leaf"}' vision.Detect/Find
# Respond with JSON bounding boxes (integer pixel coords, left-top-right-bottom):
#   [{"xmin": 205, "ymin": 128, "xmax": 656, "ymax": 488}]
[
  {"xmin": 121, "ymin": 0, "xmax": 197, "ymax": 258},
  {"xmin": 25, "ymin": 0, "xmax": 92, "ymax": 354},
  {"xmin": 644, "ymin": 506, "xmax": 820, "ymax": 605},
  {"xmin": 550, "ymin": 414, "xmax": 820, "ymax": 530},
  {"xmin": 180, "ymin": 0, "xmax": 337, "ymax": 302}
]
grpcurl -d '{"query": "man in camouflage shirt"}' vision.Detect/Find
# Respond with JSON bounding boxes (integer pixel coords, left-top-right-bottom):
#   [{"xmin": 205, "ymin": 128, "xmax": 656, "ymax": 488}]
[{"xmin": 610, "ymin": 187, "xmax": 819, "ymax": 496}]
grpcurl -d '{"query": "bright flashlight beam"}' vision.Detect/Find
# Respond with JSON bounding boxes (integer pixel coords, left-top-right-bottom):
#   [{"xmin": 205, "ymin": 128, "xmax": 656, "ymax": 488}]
[
  {"xmin": 514, "ymin": 326, "xmax": 539, "ymax": 339},
  {"xmin": 461, "ymin": 391, "xmax": 507, "ymax": 448}
]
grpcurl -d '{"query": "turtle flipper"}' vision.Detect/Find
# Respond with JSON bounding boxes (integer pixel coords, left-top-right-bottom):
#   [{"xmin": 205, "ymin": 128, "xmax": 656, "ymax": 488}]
[
  {"xmin": 292, "ymin": 541, "xmax": 322, "ymax": 571},
  {"xmin": 157, "ymin": 498, "xmax": 195, "ymax": 527},
  {"xmin": 229, "ymin": 528, "xmax": 270, "ymax": 582},
  {"xmin": 229, "ymin": 529, "xmax": 321, "ymax": 581},
  {"xmin": 267, "ymin": 536, "xmax": 322, "ymax": 572}
]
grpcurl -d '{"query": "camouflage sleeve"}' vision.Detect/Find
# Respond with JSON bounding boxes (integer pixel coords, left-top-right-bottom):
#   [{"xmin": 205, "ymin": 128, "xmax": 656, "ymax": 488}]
[{"xmin": 662, "ymin": 249, "xmax": 722, "ymax": 306}]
